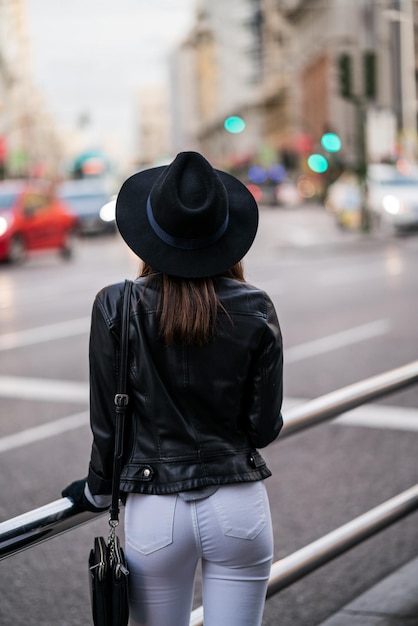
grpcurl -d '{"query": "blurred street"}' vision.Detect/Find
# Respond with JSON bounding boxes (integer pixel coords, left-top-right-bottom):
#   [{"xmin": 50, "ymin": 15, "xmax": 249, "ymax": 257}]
[
  {"xmin": 0, "ymin": 203, "xmax": 417, "ymax": 626},
  {"xmin": 1, "ymin": 1, "xmax": 418, "ymax": 624}
]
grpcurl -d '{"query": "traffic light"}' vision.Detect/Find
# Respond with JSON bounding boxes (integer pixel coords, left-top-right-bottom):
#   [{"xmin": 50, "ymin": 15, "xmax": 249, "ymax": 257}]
[
  {"xmin": 307, "ymin": 154, "xmax": 328, "ymax": 173},
  {"xmin": 224, "ymin": 116, "xmax": 246, "ymax": 133},
  {"xmin": 321, "ymin": 133, "xmax": 342, "ymax": 152},
  {"xmin": 338, "ymin": 53, "xmax": 352, "ymax": 99},
  {"xmin": 363, "ymin": 51, "xmax": 377, "ymax": 99}
]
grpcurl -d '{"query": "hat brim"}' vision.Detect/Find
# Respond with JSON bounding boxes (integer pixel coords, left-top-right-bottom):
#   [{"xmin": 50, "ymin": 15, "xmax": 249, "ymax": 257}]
[{"xmin": 116, "ymin": 166, "xmax": 259, "ymax": 278}]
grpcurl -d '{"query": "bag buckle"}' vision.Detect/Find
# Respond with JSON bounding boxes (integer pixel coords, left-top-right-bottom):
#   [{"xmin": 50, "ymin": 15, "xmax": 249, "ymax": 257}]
[{"xmin": 114, "ymin": 393, "xmax": 129, "ymax": 407}]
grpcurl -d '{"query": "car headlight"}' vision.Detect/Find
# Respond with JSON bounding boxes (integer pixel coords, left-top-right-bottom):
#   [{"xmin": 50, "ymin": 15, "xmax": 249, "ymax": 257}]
[
  {"xmin": 0, "ymin": 215, "xmax": 10, "ymax": 237},
  {"xmin": 382, "ymin": 195, "xmax": 401, "ymax": 215},
  {"xmin": 99, "ymin": 199, "xmax": 116, "ymax": 222}
]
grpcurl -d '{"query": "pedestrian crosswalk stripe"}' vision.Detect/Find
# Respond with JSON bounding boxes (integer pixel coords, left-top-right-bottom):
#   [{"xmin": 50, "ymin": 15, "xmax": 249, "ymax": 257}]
[
  {"xmin": 0, "ymin": 318, "xmax": 90, "ymax": 351},
  {"xmin": 0, "ymin": 412, "xmax": 89, "ymax": 453},
  {"xmin": 0, "ymin": 400, "xmax": 416, "ymax": 455},
  {"xmin": 0, "ymin": 376, "xmax": 88, "ymax": 402},
  {"xmin": 284, "ymin": 320, "xmax": 390, "ymax": 363}
]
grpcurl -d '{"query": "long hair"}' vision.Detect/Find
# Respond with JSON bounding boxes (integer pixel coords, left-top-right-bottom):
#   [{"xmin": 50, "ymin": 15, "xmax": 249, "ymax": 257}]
[{"xmin": 139, "ymin": 262, "xmax": 245, "ymax": 346}]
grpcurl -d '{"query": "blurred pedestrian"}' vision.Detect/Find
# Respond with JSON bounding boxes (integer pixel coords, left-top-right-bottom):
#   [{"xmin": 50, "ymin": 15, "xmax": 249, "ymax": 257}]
[{"xmin": 62, "ymin": 151, "xmax": 284, "ymax": 626}]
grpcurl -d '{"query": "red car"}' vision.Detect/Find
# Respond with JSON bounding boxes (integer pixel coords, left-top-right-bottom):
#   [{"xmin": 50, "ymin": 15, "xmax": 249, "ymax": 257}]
[{"xmin": 0, "ymin": 180, "xmax": 79, "ymax": 263}]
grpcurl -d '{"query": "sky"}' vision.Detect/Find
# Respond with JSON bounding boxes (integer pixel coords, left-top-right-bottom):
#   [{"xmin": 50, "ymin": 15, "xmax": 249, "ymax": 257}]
[{"xmin": 24, "ymin": 0, "xmax": 197, "ymax": 165}]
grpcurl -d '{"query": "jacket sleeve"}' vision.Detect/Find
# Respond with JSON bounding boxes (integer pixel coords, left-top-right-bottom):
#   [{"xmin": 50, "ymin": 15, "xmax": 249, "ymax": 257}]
[
  {"xmin": 86, "ymin": 293, "xmax": 120, "ymax": 495},
  {"xmin": 245, "ymin": 295, "xmax": 283, "ymax": 448}
]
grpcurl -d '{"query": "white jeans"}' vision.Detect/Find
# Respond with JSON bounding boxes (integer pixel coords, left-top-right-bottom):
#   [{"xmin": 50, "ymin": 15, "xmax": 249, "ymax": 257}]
[{"xmin": 124, "ymin": 481, "xmax": 274, "ymax": 626}]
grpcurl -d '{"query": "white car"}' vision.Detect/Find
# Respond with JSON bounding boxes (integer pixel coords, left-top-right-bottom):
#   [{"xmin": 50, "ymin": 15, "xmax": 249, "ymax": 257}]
[
  {"xmin": 325, "ymin": 164, "xmax": 418, "ymax": 234},
  {"xmin": 367, "ymin": 163, "xmax": 418, "ymax": 233}
]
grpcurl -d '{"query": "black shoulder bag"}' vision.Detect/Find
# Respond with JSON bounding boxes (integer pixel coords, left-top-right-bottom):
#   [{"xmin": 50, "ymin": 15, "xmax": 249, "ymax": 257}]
[{"xmin": 88, "ymin": 280, "xmax": 132, "ymax": 626}]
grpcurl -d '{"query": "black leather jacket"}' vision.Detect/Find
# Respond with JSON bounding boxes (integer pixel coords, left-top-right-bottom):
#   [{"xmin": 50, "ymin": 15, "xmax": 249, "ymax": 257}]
[{"xmin": 86, "ymin": 276, "xmax": 283, "ymax": 496}]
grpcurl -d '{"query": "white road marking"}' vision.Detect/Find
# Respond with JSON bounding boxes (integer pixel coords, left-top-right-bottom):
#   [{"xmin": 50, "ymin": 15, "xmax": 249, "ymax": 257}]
[
  {"xmin": 0, "ymin": 399, "xmax": 416, "ymax": 455},
  {"xmin": 0, "ymin": 411, "xmax": 89, "ymax": 453},
  {"xmin": 0, "ymin": 319, "xmax": 390, "ymax": 403},
  {"xmin": 0, "ymin": 313, "xmax": 389, "ymax": 363},
  {"xmin": 335, "ymin": 404, "xmax": 418, "ymax": 431},
  {"xmin": 0, "ymin": 317, "xmax": 405, "ymax": 455},
  {"xmin": 283, "ymin": 396, "xmax": 418, "ymax": 432},
  {"xmin": 0, "ymin": 317, "xmax": 90, "ymax": 351},
  {"xmin": 0, "ymin": 376, "xmax": 88, "ymax": 402},
  {"xmin": 284, "ymin": 319, "xmax": 391, "ymax": 363}
]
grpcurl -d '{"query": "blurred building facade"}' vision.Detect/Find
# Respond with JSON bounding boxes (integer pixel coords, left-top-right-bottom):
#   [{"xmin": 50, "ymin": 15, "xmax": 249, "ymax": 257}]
[
  {"xmin": 0, "ymin": 0, "xmax": 64, "ymax": 179},
  {"xmin": 4, "ymin": 0, "xmax": 416, "ymax": 178},
  {"xmin": 164, "ymin": 0, "xmax": 418, "ymax": 179},
  {"xmin": 136, "ymin": 85, "xmax": 172, "ymax": 168},
  {"xmin": 169, "ymin": 0, "xmax": 265, "ymax": 169}
]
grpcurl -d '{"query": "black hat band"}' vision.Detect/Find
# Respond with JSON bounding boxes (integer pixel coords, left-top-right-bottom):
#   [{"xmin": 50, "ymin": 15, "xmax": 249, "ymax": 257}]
[{"xmin": 146, "ymin": 196, "xmax": 229, "ymax": 251}]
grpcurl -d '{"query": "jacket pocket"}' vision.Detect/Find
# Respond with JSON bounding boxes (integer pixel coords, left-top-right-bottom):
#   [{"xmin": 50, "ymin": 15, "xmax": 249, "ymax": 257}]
[
  {"xmin": 212, "ymin": 482, "xmax": 268, "ymax": 540},
  {"xmin": 125, "ymin": 494, "xmax": 177, "ymax": 555}
]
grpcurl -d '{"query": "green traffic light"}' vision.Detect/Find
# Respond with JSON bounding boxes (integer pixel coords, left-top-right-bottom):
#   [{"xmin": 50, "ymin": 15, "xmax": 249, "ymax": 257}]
[
  {"xmin": 321, "ymin": 133, "xmax": 342, "ymax": 152},
  {"xmin": 307, "ymin": 154, "xmax": 328, "ymax": 173},
  {"xmin": 224, "ymin": 116, "xmax": 246, "ymax": 134}
]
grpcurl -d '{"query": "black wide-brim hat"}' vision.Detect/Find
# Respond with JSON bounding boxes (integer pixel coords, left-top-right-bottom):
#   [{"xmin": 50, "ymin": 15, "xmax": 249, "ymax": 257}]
[{"xmin": 116, "ymin": 151, "xmax": 258, "ymax": 278}]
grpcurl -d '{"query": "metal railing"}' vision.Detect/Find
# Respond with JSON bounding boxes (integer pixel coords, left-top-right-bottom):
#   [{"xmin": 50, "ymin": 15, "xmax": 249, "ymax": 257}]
[{"xmin": 1, "ymin": 360, "xmax": 418, "ymax": 623}]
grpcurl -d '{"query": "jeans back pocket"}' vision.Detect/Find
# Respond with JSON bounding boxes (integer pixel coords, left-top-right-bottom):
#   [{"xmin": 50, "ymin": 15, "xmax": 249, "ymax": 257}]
[
  {"xmin": 212, "ymin": 482, "xmax": 267, "ymax": 540},
  {"xmin": 125, "ymin": 494, "xmax": 177, "ymax": 555}
]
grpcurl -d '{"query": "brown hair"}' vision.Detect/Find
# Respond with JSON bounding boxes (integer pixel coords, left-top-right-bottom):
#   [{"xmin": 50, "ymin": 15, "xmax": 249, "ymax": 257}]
[{"xmin": 139, "ymin": 262, "xmax": 245, "ymax": 346}]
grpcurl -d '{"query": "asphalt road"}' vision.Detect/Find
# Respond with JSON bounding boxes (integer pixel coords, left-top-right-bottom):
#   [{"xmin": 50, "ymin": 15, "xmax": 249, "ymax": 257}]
[{"xmin": 0, "ymin": 204, "xmax": 417, "ymax": 626}]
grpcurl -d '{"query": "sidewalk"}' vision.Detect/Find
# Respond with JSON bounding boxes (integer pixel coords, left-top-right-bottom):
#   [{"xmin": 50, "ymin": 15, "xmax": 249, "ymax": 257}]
[{"xmin": 317, "ymin": 557, "xmax": 418, "ymax": 625}]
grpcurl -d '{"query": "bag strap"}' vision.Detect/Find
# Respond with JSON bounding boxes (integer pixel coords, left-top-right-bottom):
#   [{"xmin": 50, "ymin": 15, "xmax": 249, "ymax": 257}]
[{"xmin": 109, "ymin": 279, "xmax": 133, "ymax": 523}]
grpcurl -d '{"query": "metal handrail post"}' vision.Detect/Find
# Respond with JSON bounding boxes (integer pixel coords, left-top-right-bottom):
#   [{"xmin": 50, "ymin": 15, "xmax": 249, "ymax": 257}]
[{"xmin": 0, "ymin": 499, "xmax": 102, "ymax": 560}]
